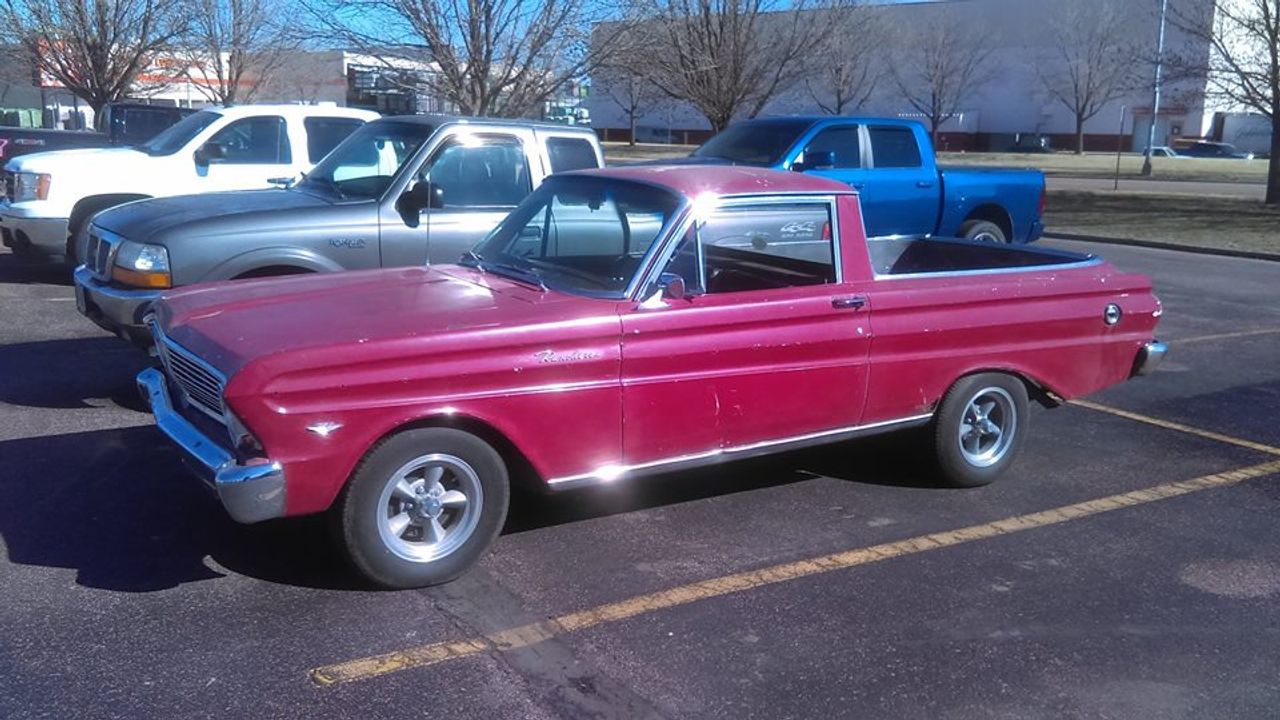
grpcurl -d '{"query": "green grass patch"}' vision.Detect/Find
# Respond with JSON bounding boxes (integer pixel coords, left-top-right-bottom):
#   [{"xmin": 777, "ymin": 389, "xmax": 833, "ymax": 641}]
[{"xmin": 1045, "ymin": 191, "xmax": 1280, "ymax": 254}]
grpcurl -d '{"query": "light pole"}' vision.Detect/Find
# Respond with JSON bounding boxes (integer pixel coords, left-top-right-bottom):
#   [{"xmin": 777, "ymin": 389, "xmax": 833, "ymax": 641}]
[{"xmin": 1141, "ymin": 0, "xmax": 1170, "ymax": 177}]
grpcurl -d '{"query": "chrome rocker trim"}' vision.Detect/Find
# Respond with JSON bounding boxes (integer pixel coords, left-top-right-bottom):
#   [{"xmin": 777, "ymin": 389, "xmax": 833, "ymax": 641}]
[
  {"xmin": 1132, "ymin": 340, "xmax": 1168, "ymax": 377},
  {"xmin": 547, "ymin": 413, "xmax": 935, "ymax": 491},
  {"xmin": 137, "ymin": 367, "xmax": 286, "ymax": 523}
]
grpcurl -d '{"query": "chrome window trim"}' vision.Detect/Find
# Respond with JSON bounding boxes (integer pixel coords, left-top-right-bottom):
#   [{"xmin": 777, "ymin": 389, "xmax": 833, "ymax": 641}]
[{"xmin": 547, "ymin": 412, "xmax": 933, "ymax": 490}]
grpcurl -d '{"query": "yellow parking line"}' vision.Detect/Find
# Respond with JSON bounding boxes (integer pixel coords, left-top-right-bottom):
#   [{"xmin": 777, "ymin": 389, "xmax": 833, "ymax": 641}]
[
  {"xmin": 310, "ymin": 458, "xmax": 1280, "ymax": 687},
  {"xmin": 1174, "ymin": 328, "xmax": 1280, "ymax": 345},
  {"xmin": 1071, "ymin": 400, "xmax": 1280, "ymax": 456}
]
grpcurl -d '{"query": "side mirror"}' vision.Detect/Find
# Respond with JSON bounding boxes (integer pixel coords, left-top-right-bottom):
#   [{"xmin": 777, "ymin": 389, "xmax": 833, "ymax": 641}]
[
  {"xmin": 794, "ymin": 149, "xmax": 836, "ymax": 172},
  {"xmin": 405, "ymin": 180, "xmax": 445, "ymax": 211},
  {"xmin": 658, "ymin": 272, "xmax": 686, "ymax": 301},
  {"xmin": 194, "ymin": 141, "xmax": 226, "ymax": 166}
]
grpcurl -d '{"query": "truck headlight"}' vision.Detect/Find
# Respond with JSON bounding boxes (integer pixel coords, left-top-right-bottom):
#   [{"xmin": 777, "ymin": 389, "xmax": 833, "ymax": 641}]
[
  {"xmin": 112, "ymin": 240, "xmax": 171, "ymax": 288},
  {"xmin": 13, "ymin": 172, "xmax": 52, "ymax": 202}
]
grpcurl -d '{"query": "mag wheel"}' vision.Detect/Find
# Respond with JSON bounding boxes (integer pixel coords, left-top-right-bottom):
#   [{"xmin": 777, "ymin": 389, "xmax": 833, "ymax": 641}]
[
  {"xmin": 960, "ymin": 219, "xmax": 1009, "ymax": 243},
  {"xmin": 933, "ymin": 373, "xmax": 1029, "ymax": 487},
  {"xmin": 335, "ymin": 428, "xmax": 509, "ymax": 589}
]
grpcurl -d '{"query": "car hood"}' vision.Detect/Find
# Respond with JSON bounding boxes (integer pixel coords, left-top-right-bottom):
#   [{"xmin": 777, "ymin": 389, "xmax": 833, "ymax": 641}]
[
  {"xmin": 6, "ymin": 146, "xmax": 152, "ymax": 173},
  {"xmin": 155, "ymin": 265, "xmax": 611, "ymax": 379},
  {"xmin": 93, "ymin": 189, "xmax": 332, "ymax": 242}
]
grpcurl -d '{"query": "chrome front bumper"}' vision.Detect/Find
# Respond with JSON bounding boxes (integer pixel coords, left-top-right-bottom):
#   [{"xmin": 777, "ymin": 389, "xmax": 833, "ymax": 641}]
[
  {"xmin": 74, "ymin": 265, "xmax": 163, "ymax": 343},
  {"xmin": 1133, "ymin": 340, "xmax": 1168, "ymax": 377},
  {"xmin": 136, "ymin": 367, "xmax": 286, "ymax": 523}
]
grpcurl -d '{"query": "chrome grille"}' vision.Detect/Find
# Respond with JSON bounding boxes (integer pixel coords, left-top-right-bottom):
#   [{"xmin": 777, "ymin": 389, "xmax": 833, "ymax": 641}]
[
  {"xmin": 85, "ymin": 226, "xmax": 120, "ymax": 279},
  {"xmin": 151, "ymin": 324, "xmax": 227, "ymax": 423}
]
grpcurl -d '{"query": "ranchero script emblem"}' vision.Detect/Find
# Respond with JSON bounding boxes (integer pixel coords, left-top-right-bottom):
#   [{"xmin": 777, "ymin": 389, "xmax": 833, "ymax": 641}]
[{"xmin": 535, "ymin": 349, "xmax": 600, "ymax": 364}]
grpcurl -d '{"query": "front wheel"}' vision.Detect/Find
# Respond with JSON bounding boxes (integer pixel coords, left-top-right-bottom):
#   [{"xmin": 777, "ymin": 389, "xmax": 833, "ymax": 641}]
[
  {"xmin": 333, "ymin": 428, "xmax": 510, "ymax": 588},
  {"xmin": 932, "ymin": 373, "xmax": 1029, "ymax": 487}
]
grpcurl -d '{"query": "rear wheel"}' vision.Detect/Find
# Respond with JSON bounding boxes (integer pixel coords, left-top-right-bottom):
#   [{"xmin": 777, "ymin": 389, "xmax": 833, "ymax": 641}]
[
  {"xmin": 959, "ymin": 219, "xmax": 1008, "ymax": 243},
  {"xmin": 333, "ymin": 428, "xmax": 510, "ymax": 588},
  {"xmin": 932, "ymin": 373, "xmax": 1029, "ymax": 487}
]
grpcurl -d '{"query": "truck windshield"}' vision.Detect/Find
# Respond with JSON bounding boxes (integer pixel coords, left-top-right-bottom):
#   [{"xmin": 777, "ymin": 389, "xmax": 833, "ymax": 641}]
[
  {"xmin": 298, "ymin": 121, "xmax": 436, "ymax": 201},
  {"xmin": 469, "ymin": 176, "xmax": 683, "ymax": 299},
  {"xmin": 691, "ymin": 119, "xmax": 816, "ymax": 166},
  {"xmin": 139, "ymin": 110, "xmax": 221, "ymax": 156}
]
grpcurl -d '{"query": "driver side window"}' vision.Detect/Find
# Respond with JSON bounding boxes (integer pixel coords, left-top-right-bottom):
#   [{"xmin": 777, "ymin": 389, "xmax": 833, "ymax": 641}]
[
  {"xmin": 207, "ymin": 116, "xmax": 291, "ymax": 164},
  {"xmin": 422, "ymin": 136, "xmax": 530, "ymax": 209}
]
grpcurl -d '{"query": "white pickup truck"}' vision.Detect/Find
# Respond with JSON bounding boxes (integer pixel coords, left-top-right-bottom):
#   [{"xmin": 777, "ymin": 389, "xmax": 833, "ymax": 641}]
[{"xmin": 0, "ymin": 104, "xmax": 379, "ymax": 265}]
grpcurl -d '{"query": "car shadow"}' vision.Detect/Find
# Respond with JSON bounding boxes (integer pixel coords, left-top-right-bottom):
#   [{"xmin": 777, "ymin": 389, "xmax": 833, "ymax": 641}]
[
  {"xmin": 0, "ymin": 249, "xmax": 73, "ymax": 286},
  {"xmin": 0, "ymin": 336, "xmax": 152, "ymax": 410},
  {"xmin": 0, "ymin": 424, "xmax": 942, "ymax": 594}
]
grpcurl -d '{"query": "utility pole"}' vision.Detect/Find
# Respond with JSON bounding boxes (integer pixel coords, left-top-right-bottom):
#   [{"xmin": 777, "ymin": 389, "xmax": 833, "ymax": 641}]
[{"xmin": 1140, "ymin": 0, "xmax": 1169, "ymax": 177}]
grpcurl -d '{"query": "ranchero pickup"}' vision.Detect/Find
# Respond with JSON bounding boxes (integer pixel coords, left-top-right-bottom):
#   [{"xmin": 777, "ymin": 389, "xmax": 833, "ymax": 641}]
[{"xmin": 137, "ymin": 166, "xmax": 1166, "ymax": 588}]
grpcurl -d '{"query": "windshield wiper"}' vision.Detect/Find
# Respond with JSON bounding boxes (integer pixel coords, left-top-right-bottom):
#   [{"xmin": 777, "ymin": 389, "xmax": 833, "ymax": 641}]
[
  {"xmin": 305, "ymin": 175, "xmax": 346, "ymax": 199},
  {"xmin": 461, "ymin": 251, "xmax": 547, "ymax": 291}
]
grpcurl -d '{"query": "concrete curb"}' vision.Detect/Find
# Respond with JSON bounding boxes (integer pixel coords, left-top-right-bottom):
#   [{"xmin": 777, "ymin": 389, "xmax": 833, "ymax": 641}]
[{"xmin": 1044, "ymin": 232, "xmax": 1280, "ymax": 263}]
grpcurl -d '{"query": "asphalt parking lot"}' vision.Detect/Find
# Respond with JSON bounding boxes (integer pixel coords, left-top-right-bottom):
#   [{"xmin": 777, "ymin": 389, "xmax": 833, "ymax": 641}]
[{"xmin": 1, "ymin": 240, "xmax": 1278, "ymax": 719}]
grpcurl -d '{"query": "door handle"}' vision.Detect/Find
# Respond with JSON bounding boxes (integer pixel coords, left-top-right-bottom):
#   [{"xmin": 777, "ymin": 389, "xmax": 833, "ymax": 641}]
[
  {"xmin": 849, "ymin": 182, "xmax": 865, "ymax": 190},
  {"xmin": 832, "ymin": 296, "xmax": 867, "ymax": 310},
  {"xmin": 916, "ymin": 180, "xmax": 935, "ymax": 188}
]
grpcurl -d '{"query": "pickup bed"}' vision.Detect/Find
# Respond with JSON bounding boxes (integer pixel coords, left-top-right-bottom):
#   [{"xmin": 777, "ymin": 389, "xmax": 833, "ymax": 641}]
[
  {"xmin": 137, "ymin": 165, "xmax": 1164, "ymax": 588},
  {"xmin": 74, "ymin": 115, "xmax": 603, "ymax": 345},
  {"xmin": 1, "ymin": 104, "xmax": 377, "ymax": 265},
  {"xmin": 682, "ymin": 117, "xmax": 1046, "ymax": 243}
]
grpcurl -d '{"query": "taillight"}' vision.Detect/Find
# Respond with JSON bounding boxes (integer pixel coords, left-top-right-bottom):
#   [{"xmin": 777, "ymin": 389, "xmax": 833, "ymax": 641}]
[
  {"xmin": 821, "ymin": 221, "xmax": 831, "ymax": 241},
  {"xmin": 1037, "ymin": 184, "xmax": 1047, "ymax": 217}
]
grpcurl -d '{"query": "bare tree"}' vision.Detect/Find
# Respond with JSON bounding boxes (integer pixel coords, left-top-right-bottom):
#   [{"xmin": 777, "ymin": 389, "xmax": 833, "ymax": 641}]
[
  {"xmin": 1173, "ymin": 0, "xmax": 1279, "ymax": 205},
  {"xmin": 601, "ymin": 72, "xmax": 664, "ymax": 145},
  {"xmin": 178, "ymin": 0, "xmax": 300, "ymax": 104},
  {"xmin": 0, "ymin": 0, "xmax": 186, "ymax": 113},
  {"xmin": 1035, "ymin": 0, "xmax": 1140, "ymax": 154},
  {"xmin": 636, "ymin": 0, "xmax": 839, "ymax": 132},
  {"xmin": 805, "ymin": 3, "xmax": 880, "ymax": 115},
  {"xmin": 890, "ymin": 7, "xmax": 993, "ymax": 146},
  {"xmin": 305, "ymin": 0, "xmax": 634, "ymax": 117}
]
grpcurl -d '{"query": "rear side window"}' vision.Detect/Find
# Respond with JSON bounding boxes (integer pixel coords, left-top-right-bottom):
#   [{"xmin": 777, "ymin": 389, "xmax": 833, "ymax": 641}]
[
  {"xmin": 804, "ymin": 125, "xmax": 861, "ymax": 168},
  {"xmin": 208, "ymin": 116, "xmax": 291, "ymax": 164},
  {"xmin": 305, "ymin": 117, "xmax": 366, "ymax": 163},
  {"xmin": 546, "ymin": 137, "xmax": 599, "ymax": 173},
  {"xmin": 869, "ymin": 126, "xmax": 922, "ymax": 168}
]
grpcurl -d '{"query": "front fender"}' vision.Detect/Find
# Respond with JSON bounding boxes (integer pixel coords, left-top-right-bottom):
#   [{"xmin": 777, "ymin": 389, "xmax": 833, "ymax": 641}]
[{"xmin": 201, "ymin": 247, "xmax": 347, "ymax": 282}]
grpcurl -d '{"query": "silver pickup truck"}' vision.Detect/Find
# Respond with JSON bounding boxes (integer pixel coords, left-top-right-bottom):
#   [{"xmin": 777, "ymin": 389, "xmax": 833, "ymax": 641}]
[{"xmin": 73, "ymin": 115, "xmax": 603, "ymax": 345}]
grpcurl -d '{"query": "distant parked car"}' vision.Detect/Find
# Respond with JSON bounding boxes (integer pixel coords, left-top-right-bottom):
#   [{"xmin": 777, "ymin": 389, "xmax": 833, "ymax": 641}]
[
  {"xmin": 1177, "ymin": 141, "xmax": 1254, "ymax": 160},
  {"xmin": 0, "ymin": 102, "xmax": 194, "ymax": 166},
  {"xmin": 1143, "ymin": 146, "xmax": 1183, "ymax": 158},
  {"xmin": 672, "ymin": 117, "xmax": 1045, "ymax": 244}
]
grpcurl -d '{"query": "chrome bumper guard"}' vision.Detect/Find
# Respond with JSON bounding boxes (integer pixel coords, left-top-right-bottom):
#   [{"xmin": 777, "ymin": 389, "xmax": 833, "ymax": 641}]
[
  {"xmin": 1133, "ymin": 340, "xmax": 1168, "ymax": 377},
  {"xmin": 136, "ymin": 367, "xmax": 285, "ymax": 523}
]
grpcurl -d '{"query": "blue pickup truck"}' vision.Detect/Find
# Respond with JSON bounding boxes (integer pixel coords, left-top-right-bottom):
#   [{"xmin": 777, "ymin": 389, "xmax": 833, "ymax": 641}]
[{"xmin": 684, "ymin": 117, "xmax": 1045, "ymax": 243}]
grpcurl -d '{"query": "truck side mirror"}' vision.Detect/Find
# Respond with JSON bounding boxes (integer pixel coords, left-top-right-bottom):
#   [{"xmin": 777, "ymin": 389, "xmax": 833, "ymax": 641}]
[
  {"xmin": 658, "ymin": 272, "xmax": 686, "ymax": 300},
  {"xmin": 405, "ymin": 180, "xmax": 445, "ymax": 211},
  {"xmin": 194, "ymin": 141, "xmax": 226, "ymax": 167},
  {"xmin": 794, "ymin": 149, "xmax": 836, "ymax": 172}
]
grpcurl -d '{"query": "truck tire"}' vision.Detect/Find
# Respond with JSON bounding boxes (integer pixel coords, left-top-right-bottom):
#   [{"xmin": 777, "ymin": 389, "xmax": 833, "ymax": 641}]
[
  {"xmin": 932, "ymin": 373, "xmax": 1029, "ymax": 488},
  {"xmin": 333, "ymin": 427, "xmax": 510, "ymax": 589},
  {"xmin": 959, "ymin": 219, "xmax": 1008, "ymax": 243}
]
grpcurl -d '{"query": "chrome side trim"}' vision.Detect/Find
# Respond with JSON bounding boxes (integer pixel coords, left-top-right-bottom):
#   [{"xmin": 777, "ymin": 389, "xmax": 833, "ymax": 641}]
[
  {"xmin": 137, "ymin": 367, "xmax": 285, "ymax": 524},
  {"xmin": 547, "ymin": 413, "xmax": 934, "ymax": 490}
]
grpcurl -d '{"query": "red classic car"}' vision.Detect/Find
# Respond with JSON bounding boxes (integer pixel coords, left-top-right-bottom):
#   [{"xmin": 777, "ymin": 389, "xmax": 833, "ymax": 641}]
[{"xmin": 137, "ymin": 166, "xmax": 1166, "ymax": 588}]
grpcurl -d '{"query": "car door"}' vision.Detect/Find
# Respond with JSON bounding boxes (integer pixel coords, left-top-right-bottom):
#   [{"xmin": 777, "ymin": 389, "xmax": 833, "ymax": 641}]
[
  {"xmin": 860, "ymin": 125, "xmax": 941, "ymax": 237},
  {"xmin": 403, "ymin": 132, "xmax": 533, "ymax": 266},
  {"xmin": 619, "ymin": 197, "xmax": 872, "ymax": 467},
  {"xmin": 196, "ymin": 115, "xmax": 294, "ymax": 191}
]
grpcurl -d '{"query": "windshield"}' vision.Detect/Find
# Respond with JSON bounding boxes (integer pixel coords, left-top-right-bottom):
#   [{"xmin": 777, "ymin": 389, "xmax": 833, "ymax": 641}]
[
  {"xmin": 692, "ymin": 119, "xmax": 816, "ymax": 165},
  {"xmin": 139, "ymin": 110, "xmax": 221, "ymax": 156},
  {"xmin": 469, "ymin": 176, "xmax": 683, "ymax": 298},
  {"xmin": 297, "ymin": 120, "xmax": 436, "ymax": 201}
]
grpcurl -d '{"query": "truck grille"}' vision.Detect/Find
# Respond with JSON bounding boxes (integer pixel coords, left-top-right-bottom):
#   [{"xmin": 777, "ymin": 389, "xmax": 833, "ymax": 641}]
[
  {"xmin": 84, "ymin": 226, "xmax": 120, "ymax": 279},
  {"xmin": 1, "ymin": 170, "xmax": 13, "ymax": 203},
  {"xmin": 151, "ymin": 323, "xmax": 227, "ymax": 423}
]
